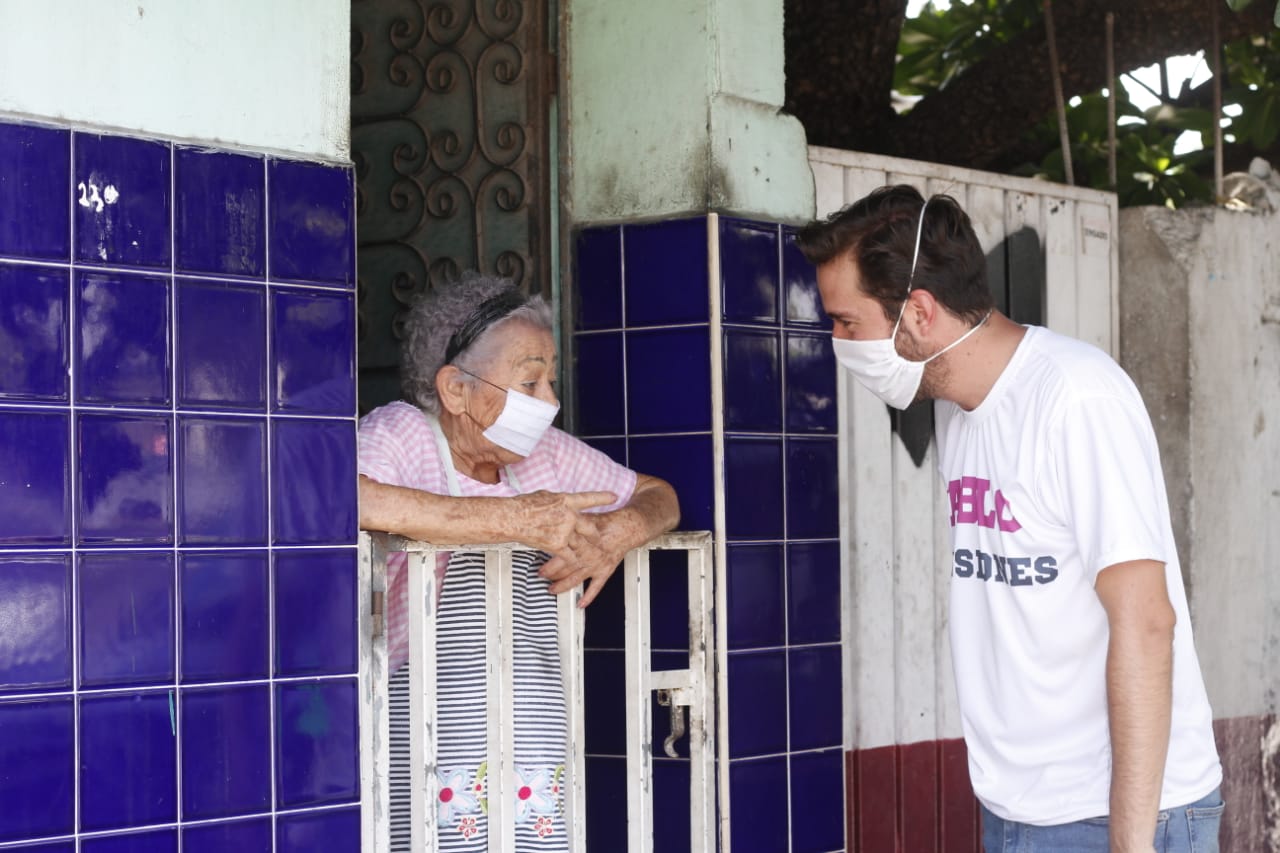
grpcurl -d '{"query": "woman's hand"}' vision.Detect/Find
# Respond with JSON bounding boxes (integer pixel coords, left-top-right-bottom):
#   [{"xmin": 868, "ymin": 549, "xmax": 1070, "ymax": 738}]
[
  {"xmin": 539, "ymin": 512, "xmax": 634, "ymax": 607},
  {"xmin": 506, "ymin": 490, "xmax": 619, "ymax": 554},
  {"xmin": 538, "ymin": 475, "xmax": 680, "ymax": 608}
]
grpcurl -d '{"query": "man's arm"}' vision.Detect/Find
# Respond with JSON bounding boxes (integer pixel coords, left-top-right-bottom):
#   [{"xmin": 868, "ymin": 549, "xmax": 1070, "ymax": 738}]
[{"xmin": 1094, "ymin": 558, "xmax": 1176, "ymax": 853}]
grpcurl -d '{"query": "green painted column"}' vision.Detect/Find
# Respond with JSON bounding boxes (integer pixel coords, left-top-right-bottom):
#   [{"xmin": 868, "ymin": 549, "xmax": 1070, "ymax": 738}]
[{"xmin": 564, "ymin": 0, "xmax": 814, "ymax": 224}]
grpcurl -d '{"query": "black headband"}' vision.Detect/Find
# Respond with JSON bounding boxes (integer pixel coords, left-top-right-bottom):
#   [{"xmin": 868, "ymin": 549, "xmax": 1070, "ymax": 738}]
[{"xmin": 444, "ymin": 289, "xmax": 527, "ymax": 364}]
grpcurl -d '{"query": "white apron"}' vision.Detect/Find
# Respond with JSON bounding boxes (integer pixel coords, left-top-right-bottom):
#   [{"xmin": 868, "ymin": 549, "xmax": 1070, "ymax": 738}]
[{"xmin": 389, "ymin": 416, "xmax": 568, "ymax": 851}]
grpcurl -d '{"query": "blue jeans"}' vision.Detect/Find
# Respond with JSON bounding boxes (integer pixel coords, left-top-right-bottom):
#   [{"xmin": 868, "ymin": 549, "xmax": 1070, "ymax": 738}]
[{"xmin": 981, "ymin": 788, "xmax": 1224, "ymax": 853}]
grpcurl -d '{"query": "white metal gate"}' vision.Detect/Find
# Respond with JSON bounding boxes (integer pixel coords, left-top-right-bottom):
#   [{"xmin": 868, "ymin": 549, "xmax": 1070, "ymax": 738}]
[{"xmin": 357, "ymin": 531, "xmax": 717, "ymax": 852}]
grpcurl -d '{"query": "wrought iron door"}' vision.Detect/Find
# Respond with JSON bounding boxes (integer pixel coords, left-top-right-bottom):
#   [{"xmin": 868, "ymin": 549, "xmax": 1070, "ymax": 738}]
[{"xmin": 352, "ymin": 0, "xmax": 555, "ymax": 411}]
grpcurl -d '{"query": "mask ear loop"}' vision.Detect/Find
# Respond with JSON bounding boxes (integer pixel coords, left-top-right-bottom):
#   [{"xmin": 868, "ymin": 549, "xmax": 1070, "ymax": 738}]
[{"xmin": 892, "ymin": 198, "xmax": 931, "ymax": 339}]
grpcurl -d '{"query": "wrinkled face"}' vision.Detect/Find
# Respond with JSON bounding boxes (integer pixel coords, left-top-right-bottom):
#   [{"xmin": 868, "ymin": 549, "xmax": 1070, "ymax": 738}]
[
  {"xmin": 465, "ymin": 320, "xmax": 559, "ymax": 430},
  {"xmin": 816, "ymin": 252, "xmax": 896, "ymax": 342}
]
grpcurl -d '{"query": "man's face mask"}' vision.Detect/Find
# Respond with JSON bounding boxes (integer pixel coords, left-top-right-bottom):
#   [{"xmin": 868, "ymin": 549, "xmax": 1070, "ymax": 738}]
[{"xmin": 831, "ymin": 201, "xmax": 988, "ymax": 409}]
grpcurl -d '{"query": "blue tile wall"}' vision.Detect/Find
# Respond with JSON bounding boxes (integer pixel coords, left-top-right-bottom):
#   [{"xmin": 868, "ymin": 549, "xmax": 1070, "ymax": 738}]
[
  {"xmin": 574, "ymin": 215, "xmax": 845, "ymax": 852},
  {"xmin": 0, "ymin": 118, "xmax": 358, "ymax": 849}
]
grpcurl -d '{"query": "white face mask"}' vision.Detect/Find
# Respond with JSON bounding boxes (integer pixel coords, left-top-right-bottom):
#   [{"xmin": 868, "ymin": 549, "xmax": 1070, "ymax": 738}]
[
  {"xmin": 832, "ymin": 201, "xmax": 989, "ymax": 410},
  {"xmin": 479, "ymin": 385, "xmax": 560, "ymax": 457}
]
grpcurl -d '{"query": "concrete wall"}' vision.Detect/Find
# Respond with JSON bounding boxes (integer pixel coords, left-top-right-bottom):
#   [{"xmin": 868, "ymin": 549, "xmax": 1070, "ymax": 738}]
[
  {"xmin": 0, "ymin": 0, "xmax": 350, "ymax": 159},
  {"xmin": 1119, "ymin": 206, "xmax": 1280, "ymax": 850},
  {"xmin": 564, "ymin": 0, "xmax": 813, "ymax": 224}
]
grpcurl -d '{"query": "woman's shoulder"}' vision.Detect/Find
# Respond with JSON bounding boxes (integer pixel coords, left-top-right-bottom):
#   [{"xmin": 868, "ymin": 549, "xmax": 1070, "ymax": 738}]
[{"xmin": 360, "ymin": 400, "xmax": 430, "ymax": 434}]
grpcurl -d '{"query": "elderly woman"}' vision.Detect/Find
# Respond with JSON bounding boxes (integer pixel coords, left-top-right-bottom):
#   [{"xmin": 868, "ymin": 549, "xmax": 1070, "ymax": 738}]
[{"xmin": 358, "ymin": 271, "xmax": 679, "ymax": 851}]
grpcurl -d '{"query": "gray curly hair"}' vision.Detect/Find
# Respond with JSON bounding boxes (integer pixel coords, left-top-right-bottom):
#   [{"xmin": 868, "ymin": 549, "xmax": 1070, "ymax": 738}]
[{"xmin": 400, "ymin": 270, "xmax": 554, "ymax": 413}]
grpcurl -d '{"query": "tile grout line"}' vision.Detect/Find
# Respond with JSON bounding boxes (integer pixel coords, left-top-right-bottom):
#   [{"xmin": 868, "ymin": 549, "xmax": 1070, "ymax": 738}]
[
  {"xmin": 264, "ymin": 156, "xmax": 279, "ymax": 853},
  {"xmin": 170, "ymin": 137, "xmax": 184, "ymax": 853},
  {"xmin": 68, "ymin": 128, "xmax": 81, "ymax": 853}
]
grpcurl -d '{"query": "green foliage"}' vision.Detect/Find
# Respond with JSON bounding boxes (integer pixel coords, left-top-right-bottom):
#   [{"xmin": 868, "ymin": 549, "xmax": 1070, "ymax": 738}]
[
  {"xmin": 1222, "ymin": 0, "xmax": 1280, "ymax": 27},
  {"xmin": 895, "ymin": 0, "xmax": 1041, "ymax": 97},
  {"xmin": 896, "ymin": 2, "xmax": 1280, "ymax": 207},
  {"xmin": 1012, "ymin": 93, "xmax": 1214, "ymax": 207}
]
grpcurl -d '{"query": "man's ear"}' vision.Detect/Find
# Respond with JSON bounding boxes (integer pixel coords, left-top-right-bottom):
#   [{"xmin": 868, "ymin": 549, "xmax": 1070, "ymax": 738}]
[
  {"xmin": 902, "ymin": 288, "xmax": 939, "ymax": 337},
  {"xmin": 436, "ymin": 365, "xmax": 469, "ymax": 415}
]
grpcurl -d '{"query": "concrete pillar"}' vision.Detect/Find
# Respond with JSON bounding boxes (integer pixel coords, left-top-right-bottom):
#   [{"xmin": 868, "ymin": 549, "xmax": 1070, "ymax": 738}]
[
  {"xmin": 564, "ymin": 0, "xmax": 814, "ymax": 224},
  {"xmin": 1119, "ymin": 206, "xmax": 1280, "ymax": 850}
]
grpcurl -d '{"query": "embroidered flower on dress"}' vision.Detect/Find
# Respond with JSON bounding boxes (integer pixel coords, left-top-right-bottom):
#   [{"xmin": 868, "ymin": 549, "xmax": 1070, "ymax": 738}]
[
  {"xmin": 512, "ymin": 764, "xmax": 558, "ymax": 823},
  {"xmin": 438, "ymin": 766, "xmax": 480, "ymax": 824},
  {"xmin": 458, "ymin": 815, "xmax": 479, "ymax": 839},
  {"xmin": 534, "ymin": 815, "xmax": 555, "ymax": 838}
]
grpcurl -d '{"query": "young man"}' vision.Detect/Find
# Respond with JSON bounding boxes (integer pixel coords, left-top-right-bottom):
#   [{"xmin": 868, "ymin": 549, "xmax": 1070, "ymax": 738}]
[{"xmin": 797, "ymin": 185, "xmax": 1223, "ymax": 853}]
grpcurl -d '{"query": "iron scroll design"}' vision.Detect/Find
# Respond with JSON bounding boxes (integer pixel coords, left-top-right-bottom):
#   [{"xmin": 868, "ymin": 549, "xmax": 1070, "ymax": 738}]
[{"xmin": 352, "ymin": 0, "xmax": 552, "ymax": 412}]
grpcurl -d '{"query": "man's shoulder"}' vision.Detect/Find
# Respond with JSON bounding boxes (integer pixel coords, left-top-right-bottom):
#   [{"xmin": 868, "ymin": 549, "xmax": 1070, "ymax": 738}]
[{"xmin": 1018, "ymin": 327, "xmax": 1137, "ymax": 402}]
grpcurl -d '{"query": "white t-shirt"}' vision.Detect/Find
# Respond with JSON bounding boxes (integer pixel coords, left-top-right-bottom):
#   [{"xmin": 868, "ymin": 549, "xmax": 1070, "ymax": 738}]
[{"xmin": 934, "ymin": 325, "xmax": 1221, "ymax": 825}]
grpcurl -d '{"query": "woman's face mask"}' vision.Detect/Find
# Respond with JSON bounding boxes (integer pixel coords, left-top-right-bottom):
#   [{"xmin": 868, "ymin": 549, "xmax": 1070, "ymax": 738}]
[
  {"xmin": 831, "ymin": 202, "xmax": 988, "ymax": 410},
  {"xmin": 481, "ymin": 385, "xmax": 559, "ymax": 457}
]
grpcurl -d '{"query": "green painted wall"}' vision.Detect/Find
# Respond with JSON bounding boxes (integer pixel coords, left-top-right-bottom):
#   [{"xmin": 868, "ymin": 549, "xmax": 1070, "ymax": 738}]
[{"xmin": 565, "ymin": 0, "xmax": 814, "ymax": 224}]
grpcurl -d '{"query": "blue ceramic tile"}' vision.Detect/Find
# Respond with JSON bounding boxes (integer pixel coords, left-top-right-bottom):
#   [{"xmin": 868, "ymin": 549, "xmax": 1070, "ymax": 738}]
[
  {"xmin": 0, "ymin": 123, "xmax": 70, "ymax": 261},
  {"xmin": 75, "ymin": 271, "xmax": 170, "ymax": 406},
  {"xmin": 178, "ymin": 417, "xmax": 267, "ymax": 545},
  {"xmin": 183, "ymin": 818, "xmax": 272, "ymax": 853},
  {"xmin": 277, "ymin": 807, "xmax": 361, "ymax": 853},
  {"xmin": 790, "ymin": 749, "xmax": 846, "ymax": 853},
  {"xmin": 576, "ymin": 227, "xmax": 622, "ymax": 330},
  {"xmin": 80, "ymin": 830, "xmax": 177, "ymax": 853},
  {"xmin": 728, "ymin": 756, "xmax": 789, "ymax": 852},
  {"xmin": 584, "ymin": 756, "xmax": 627, "ymax": 853},
  {"xmin": 788, "ymin": 645, "xmax": 843, "ymax": 751},
  {"xmin": 786, "ymin": 438, "xmax": 839, "ymax": 540},
  {"xmin": 175, "ymin": 147, "xmax": 265, "ymax": 278},
  {"xmin": 275, "ymin": 549, "xmax": 357, "ymax": 676},
  {"xmin": 77, "ymin": 414, "xmax": 173, "ymax": 545},
  {"xmin": 726, "ymin": 544, "xmax": 785, "ymax": 650},
  {"xmin": 268, "ymin": 159, "xmax": 354, "ymax": 287},
  {"xmin": 574, "ymin": 332, "xmax": 625, "ymax": 436},
  {"xmin": 180, "ymin": 551, "xmax": 269, "ymax": 682},
  {"xmin": 6, "ymin": 843, "xmax": 75, "ymax": 853},
  {"xmin": 583, "ymin": 649, "xmax": 625, "ymax": 756},
  {"xmin": 653, "ymin": 760, "xmax": 692, "ymax": 853},
  {"xmin": 788, "ymin": 541, "xmax": 841, "ymax": 645},
  {"xmin": 720, "ymin": 219, "xmax": 780, "ymax": 325},
  {"xmin": 175, "ymin": 279, "xmax": 267, "ymax": 411},
  {"xmin": 723, "ymin": 327, "xmax": 782, "ymax": 432},
  {"xmin": 623, "ymin": 218, "xmax": 709, "ymax": 327},
  {"xmin": 582, "ymin": 550, "xmax": 624, "ymax": 650},
  {"xmin": 0, "ymin": 264, "xmax": 69, "ymax": 401},
  {"xmin": 627, "ymin": 434, "xmax": 713, "ymax": 532},
  {"xmin": 724, "ymin": 436, "xmax": 784, "ymax": 541},
  {"xmin": 784, "ymin": 227, "xmax": 829, "ymax": 329},
  {"xmin": 785, "ymin": 332, "xmax": 837, "ymax": 434},
  {"xmin": 78, "ymin": 552, "xmax": 174, "ymax": 688},
  {"xmin": 649, "ymin": 549, "xmax": 691, "ymax": 652},
  {"xmin": 625, "ymin": 326, "xmax": 711, "ymax": 434},
  {"xmin": 0, "ymin": 410, "xmax": 69, "ymax": 546},
  {"xmin": 582, "ymin": 436, "xmax": 626, "ymax": 469},
  {"xmin": 271, "ymin": 288, "xmax": 355, "ymax": 415},
  {"xmin": 275, "ymin": 680, "xmax": 359, "ymax": 807},
  {"xmin": 182, "ymin": 685, "xmax": 271, "ymax": 819},
  {"xmin": 79, "ymin": 692, "xmax": 177, "ymax": 831},
  {"xmin": 0, "ymin": 555, "xmax": 71, "ymax": 692},
  {"xmin": 270, "ymin": 419, "xmax": 357, "ymax": 545},
  {"xmin": 728, "ymin": 650, "xmax": 787, "ymax": 758},
  {"xmin": 0, "ymin": 698, "xmax": 73, "ymax": 842},
  {"xmin": 74, "ymin": 133, "xmax": 171, "ymax": 269}
]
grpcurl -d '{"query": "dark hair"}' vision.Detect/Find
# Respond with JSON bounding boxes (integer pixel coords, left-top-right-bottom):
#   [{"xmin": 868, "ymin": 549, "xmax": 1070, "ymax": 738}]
[{"xmin": 795, "ymin": 184, "xmax": 992, "ymax": 324}]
